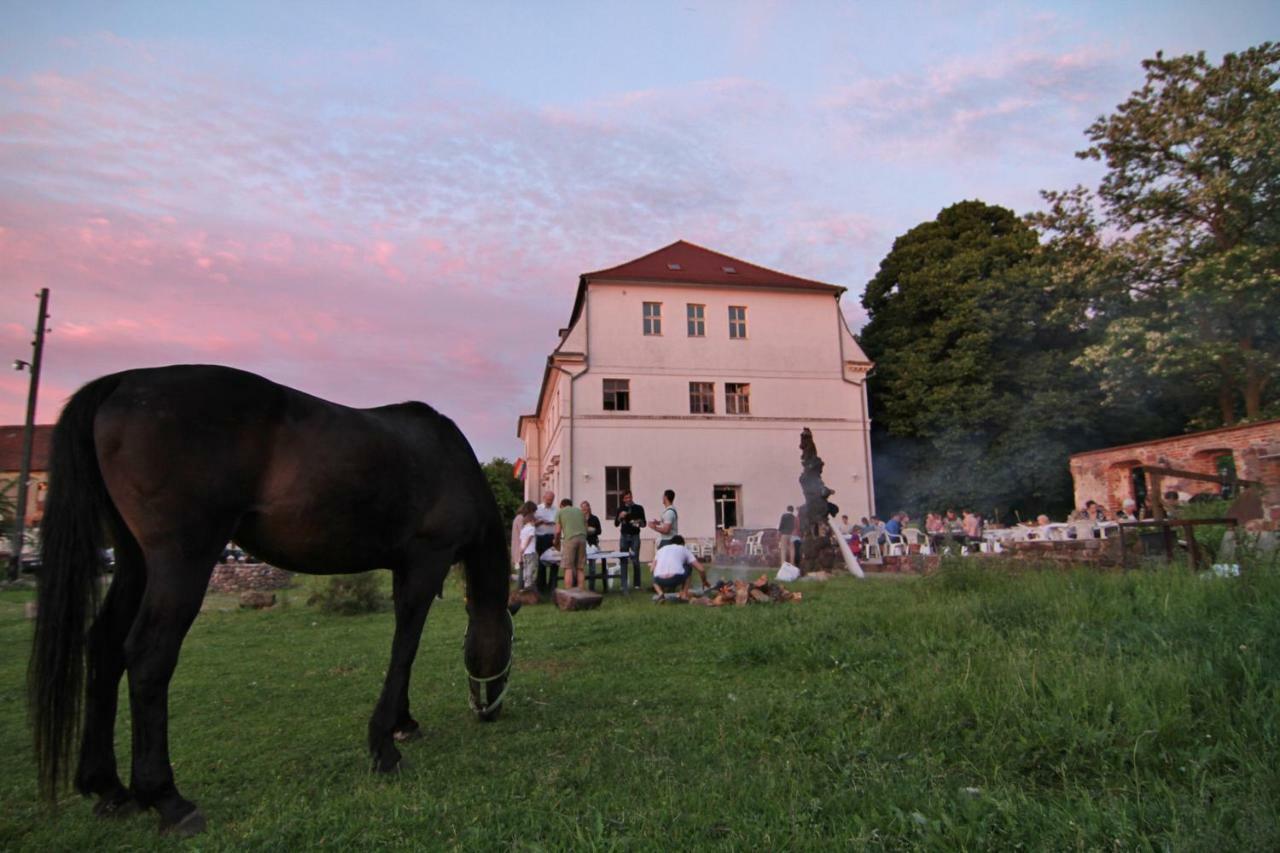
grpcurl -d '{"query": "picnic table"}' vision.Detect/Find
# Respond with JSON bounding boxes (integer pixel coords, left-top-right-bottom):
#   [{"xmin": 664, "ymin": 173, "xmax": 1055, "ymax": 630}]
[{"xmin": 539, "ymin": 550, "xmax": 633, "ymax": 593}]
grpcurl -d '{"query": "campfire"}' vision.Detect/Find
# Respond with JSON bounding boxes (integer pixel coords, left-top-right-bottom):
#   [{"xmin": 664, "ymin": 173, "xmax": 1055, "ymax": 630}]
[{"xmin": 691, "ymin": 574, "xmax": 802, "ymax": 607}]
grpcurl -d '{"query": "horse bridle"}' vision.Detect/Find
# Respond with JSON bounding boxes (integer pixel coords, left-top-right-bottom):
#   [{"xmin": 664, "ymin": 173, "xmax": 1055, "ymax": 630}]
[{"xmin": 465, "ymin": 608, "xmax": 514, "ymax": 716}]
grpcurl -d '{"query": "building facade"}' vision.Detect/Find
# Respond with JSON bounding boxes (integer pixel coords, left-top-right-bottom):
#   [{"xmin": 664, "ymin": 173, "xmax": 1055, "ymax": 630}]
[
  {"xmin": 517, "ymin": 241, "xmax": 875, "ymax": 552},
  {"xmin": 1, "ymin": 424, "xmax": 53, "ymax": 537}
]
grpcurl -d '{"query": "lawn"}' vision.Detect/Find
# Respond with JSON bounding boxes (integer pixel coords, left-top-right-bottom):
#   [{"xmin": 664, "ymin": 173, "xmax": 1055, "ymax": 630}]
[{"xmin": 1, "ymin": 560, "xmax": 1277, "ymax": 850}]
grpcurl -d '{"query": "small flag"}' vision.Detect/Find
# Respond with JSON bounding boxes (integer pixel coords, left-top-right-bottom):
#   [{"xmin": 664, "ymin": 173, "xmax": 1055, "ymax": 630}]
[{"xmin": 512, "ymin": 458, "xmax": 526, "ymax": 481}]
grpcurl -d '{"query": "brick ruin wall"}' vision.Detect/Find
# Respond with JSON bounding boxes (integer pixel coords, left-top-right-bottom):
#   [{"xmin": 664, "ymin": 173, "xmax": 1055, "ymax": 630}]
[
  {"xmin": 208, "ymin": 563, "xmax": 294, "ymax": 593},
  {"xmin": 1069, "ymin": 420, "xmax": 1280, "ymax": 530}
]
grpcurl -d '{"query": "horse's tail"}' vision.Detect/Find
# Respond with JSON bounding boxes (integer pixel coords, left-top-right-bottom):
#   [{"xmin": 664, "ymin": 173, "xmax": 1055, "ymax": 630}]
[{"xmin": 29, "ymin": 373, "xmax": 121, "ymax": 802}]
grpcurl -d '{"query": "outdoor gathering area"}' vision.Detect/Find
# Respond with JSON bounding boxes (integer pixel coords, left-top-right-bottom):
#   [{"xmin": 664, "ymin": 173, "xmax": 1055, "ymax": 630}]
[{"xmin": 2, "ymin": 556, "xmax": 1278, "ymax": 849}]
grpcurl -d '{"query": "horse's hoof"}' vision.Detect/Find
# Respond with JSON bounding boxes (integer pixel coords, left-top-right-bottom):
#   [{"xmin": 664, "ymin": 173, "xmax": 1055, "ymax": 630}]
[
  {"xmin": 393, "ymin": 726, "xmax": 423, "ymax": 743},
  {"xmin": 372, "ymin": 755, "xmax": 406, "ymax": 774},
  {"xmin": 162, "ymin": 807, "xmax": 207, "ymax": 837},
  {"xmin": 475, "ymin": 706, "xmax": 502, "ymax": 723},
  {"xmin": 93, "ymin": 793, "xmax": 139, "ymax": 819}
]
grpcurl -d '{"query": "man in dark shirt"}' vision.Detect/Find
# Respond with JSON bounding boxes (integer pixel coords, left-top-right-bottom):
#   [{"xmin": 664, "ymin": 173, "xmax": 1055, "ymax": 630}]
[
  {"xmin": 613, "ymin": 490, "xmax": 645, "ymax": 590},
  {"xmin": 777, "ymin": 505, "xmax": 797, "ymax": 565}
]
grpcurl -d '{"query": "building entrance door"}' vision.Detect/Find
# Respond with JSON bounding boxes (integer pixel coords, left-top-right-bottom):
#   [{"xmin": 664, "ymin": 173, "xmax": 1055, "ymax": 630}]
[{"xmin": 714, "ymin": 485, "xmax": 740, "ymax": 530}]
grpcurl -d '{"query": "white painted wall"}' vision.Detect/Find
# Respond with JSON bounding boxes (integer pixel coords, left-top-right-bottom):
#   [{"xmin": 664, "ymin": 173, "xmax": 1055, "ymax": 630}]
[{"xmin": 521, "ymin": 278, "xmax": 874, "ymax": 544}]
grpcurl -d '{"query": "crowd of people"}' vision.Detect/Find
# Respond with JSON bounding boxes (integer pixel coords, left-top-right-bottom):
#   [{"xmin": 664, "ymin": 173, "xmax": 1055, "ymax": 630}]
[
  {"xmin": 510, "ymin": 486, "xmax": 699, "ymax": 601},
  {"xmin": 509, "ymin": 486, "xmax": 1176, "ymax": 601}
]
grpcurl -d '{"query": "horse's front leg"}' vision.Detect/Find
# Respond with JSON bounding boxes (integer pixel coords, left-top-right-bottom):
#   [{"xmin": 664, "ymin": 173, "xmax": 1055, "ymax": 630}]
[{"xmin": 369, "ymin": 557, "xmax": 446, "ymax": 772}]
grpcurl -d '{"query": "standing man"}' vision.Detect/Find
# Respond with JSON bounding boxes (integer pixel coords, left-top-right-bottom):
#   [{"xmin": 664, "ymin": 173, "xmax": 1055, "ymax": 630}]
[
  {"xmin": 534, "ymin": 490, "xmax": 558, "ymax": 594},
  {"xmin": 777, "ymin": 505, "xmax": 797, "ymax": 565},
  {"xmin": 614, "ymin": 490, "xmax": 646, "ymax": 591},
  {"xmin": 649, "ymin": 489, "xmax": 679, "ymax": 550},
  {"xmin": 555, "ymin": 498, "xmax": 588, "ymax": 591}
]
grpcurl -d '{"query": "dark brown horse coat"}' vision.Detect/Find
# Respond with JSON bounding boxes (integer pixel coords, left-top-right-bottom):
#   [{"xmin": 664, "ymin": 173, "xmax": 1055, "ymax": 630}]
[{"xmin": 30, "ymin": 365, "xmax": 512, "ymax": 835}]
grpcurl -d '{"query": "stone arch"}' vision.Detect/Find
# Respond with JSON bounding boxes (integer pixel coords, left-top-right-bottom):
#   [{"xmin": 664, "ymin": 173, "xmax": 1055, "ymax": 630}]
[
  {"xmin": 1190, "ymin": 447, "xmax": 1236, "ymax": 499},
  {"xmin": 1105, "ymin": 459, "xmax": 1144, "ymax": 512}
]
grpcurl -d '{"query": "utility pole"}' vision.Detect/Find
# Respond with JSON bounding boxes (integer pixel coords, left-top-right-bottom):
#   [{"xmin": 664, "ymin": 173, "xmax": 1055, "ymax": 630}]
[{"xmin": 9, "ymin": 288, "xmax": 50, "ymax": 582}]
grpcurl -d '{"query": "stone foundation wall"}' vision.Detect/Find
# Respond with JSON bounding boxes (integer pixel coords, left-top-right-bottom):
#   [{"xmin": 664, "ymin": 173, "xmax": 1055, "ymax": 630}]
[
  {"xmin": 872, "ymin": 538, "xmax": 1127, "ymax": 574},
  {"xmin": 208, "ymin": 563, "xmax": 293, "ymax": 593}
]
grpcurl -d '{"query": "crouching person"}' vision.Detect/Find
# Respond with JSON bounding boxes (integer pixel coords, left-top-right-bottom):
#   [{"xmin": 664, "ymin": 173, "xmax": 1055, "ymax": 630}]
[{"xmin": 651, "ymin": 535, "xmax": 708, "ymax": 602}]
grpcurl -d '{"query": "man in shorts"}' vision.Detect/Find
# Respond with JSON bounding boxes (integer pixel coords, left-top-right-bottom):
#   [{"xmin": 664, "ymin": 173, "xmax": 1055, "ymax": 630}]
[
  {"xmin": 555, "ymin": 498, "xmax": 588, "ymax": 590},
  {"xmin": 650, "ymin": 535, "xmax": 707, "ymax": 602}
]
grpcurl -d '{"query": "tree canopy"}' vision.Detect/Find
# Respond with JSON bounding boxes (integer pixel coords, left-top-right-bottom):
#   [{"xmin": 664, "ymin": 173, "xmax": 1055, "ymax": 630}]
[
  {"xmin": 1036, "ymin": 42, "xmax": 1280, "ymax": 426},
  {"xmin": 481, "ymin": 457, "xmax": 524, "ymax": 530},
  {"xmin": 862, "ymin": 44, "xmax": 1280, "ymax": 519},
  {"xmin": 860, "ymin": 201, "xmax": 1096, "ymax": 521}
]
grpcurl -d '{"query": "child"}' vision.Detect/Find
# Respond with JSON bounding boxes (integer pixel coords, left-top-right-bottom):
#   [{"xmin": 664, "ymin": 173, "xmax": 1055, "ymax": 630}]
[{"xmin": 517, "ymin": 501, "xmax": 539, "ymax": 591}]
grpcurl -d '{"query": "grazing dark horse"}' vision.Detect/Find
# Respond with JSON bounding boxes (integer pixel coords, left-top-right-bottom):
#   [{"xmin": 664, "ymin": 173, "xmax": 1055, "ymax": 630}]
[{"xmin": 29, "ymin": 365, "xmax": 513, "ymax": 835}]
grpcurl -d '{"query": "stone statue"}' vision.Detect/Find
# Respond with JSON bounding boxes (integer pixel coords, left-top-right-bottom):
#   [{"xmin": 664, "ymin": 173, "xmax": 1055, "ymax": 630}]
[{"xmin": 797, "ymin": 428, "xmax": 840, "ymax": 573}]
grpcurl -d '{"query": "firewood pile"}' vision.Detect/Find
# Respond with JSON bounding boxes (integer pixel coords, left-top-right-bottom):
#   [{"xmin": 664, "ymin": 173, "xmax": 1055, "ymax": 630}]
[{"xmin": 691, "ymin": 575, "xmax": 802, "ymax": 607}]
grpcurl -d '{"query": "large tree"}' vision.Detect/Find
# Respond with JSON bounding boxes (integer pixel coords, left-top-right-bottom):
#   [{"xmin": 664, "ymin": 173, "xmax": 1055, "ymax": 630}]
[
  {"xmin": 1035, "ymin": 43, "xmax": 1280, "ymax": 426},
  {"xmin": 481, "ymin": 457, "xmax": 524, "ymax": 531},
  {"xmin": 860, "ymin": 201, "xmax": 1096, "ymax": 521}
]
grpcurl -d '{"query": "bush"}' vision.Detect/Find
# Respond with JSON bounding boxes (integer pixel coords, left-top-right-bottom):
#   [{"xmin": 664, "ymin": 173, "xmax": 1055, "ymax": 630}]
[{"xmin": 306, "ymin": 573, "xmax": 386, "ymax": 615}]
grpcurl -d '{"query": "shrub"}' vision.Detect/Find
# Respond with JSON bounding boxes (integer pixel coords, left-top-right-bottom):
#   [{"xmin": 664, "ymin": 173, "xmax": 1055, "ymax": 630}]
[{"xmin": 307, "ymin": 573, "xmax": 386, "ymax": 615}]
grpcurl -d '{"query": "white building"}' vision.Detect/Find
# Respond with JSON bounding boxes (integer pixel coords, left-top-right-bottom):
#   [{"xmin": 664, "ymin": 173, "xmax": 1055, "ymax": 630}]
[{"xmin": 517, "ymin": 240, "xmax": 875, "ymax": 553}]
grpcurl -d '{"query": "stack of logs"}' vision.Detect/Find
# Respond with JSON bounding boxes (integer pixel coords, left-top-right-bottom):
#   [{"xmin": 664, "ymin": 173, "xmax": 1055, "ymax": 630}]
[{"xmin": 691, "ymin": 575, "xmax": 802, "ymax": 607}]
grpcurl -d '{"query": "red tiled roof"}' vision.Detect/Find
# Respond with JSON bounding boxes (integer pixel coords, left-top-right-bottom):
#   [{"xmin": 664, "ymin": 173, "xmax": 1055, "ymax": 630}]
[
  {"xmin": 0, "ymin": 425, "xmax": 54, "ymax": 473},
  {"xmin": 566, "ymin": 240, "xmax": 843, "ymax": 329},
  {"xmin": 582, "ymin": 240, "xmax": 842, "ymax": 292}
]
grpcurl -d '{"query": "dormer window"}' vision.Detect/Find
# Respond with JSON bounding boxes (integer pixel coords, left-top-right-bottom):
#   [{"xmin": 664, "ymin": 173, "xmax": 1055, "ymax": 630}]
[
  {"xmin": 667, "ymin": 263, "xmax": 682, "ymax": 270},
  {"xmin": 722, "ymin": 266, "xmax": 736, "ymax": 274}
]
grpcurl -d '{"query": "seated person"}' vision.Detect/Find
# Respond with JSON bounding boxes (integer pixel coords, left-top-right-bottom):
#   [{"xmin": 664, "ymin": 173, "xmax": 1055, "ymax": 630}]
[
  {"xmin": 884, "ymin": 513, "xmax": 903, "ymax": 539},
  {"xmin": 650, "ymin": 535, "xmax": 708, "ymax": 601},
  {"xmin": 1116, "ymin": 498, "xmax": 1142, "ymax": 521},
  {"xmin": 962, "ymin": 510, "xmax": 983, "ymax": 547}
]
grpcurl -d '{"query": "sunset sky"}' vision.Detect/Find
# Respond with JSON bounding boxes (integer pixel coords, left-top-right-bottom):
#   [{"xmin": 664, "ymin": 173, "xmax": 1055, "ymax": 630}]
[{"xmin": 2, "ymin": 1, "xmax": 1275, "ymax": 460}]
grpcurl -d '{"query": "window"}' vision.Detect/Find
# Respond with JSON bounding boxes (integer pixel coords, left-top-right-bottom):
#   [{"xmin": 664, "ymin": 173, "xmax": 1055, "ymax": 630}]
[
  {"xmin": 686, "ymin": 303, "xmax": 705, "ymax": 337},
  {"xmin": 643, "ymin": 302, "xmax": 662, "ymax": 335},
  {"xmin": 725, "ymin": 382, "xmax": 750, "ymax": 414},
  {"xmin": 602, "ymin": 379, "xmax": 630, "ymax": 411},
  {"xmin": 689, "ymin": 381, "xmax": 715, "ymax": 414},
  {"xmin": 605, "ymin": 466, "xmax": 631, "ymax": 518},
  {"xmin": 728, "ymin": 305, "xmax": 747, "ymax": 339}
]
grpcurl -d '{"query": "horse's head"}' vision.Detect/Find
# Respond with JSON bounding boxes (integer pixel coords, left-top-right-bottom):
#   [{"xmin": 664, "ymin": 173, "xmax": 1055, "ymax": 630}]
[{"xmin": 463, "ymin": 604, "xmax": 514, "ymax": 721}]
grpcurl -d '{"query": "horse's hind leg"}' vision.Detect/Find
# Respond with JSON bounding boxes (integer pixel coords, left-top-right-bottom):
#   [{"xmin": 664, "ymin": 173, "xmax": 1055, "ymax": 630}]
[
  {"xmin": 369, "ymin": 552, "xmax": 449, "ymax": 772},
  {"xmin": 75, "ymin": 528, "xmax": 145, "ymax": 817},
  {"xmin": 123, "ymin": 543, "xmax": 220, "ymax": 835}
]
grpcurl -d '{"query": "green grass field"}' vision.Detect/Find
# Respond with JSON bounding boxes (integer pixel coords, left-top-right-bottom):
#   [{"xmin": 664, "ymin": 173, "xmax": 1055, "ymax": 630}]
[{"xmin": 2, "ymin": 561, "xmax": 1277, "ymax": 850}]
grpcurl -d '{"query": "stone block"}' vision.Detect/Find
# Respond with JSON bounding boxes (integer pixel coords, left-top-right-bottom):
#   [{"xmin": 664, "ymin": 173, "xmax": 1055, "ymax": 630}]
[
  {"xmin": 239, "ymin": 591, "xmax": 276, "ymax": 609},
  {"xmin": 554, "ymin": 588, "xmax": 603, "ymax": 611}
]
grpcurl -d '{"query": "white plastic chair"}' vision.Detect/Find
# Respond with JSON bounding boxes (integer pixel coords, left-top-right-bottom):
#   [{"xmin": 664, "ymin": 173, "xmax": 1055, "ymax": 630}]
[
  {"xmin": 746, "ymin": 531, "xmax": 764, "ymax": 556},
  {"xmin": 885, "ymin": 533, "xmax": 908, "ymax": 556},
  {"xmin": 903, "ymin": 528, "xmax": 931, "ymax": 555},
  {"xmin": 861, "ymin": 535, "xmax": 882, "ymax": 560},
  {"xmin": 1071, "ymin": 521, "xmax": 1096, "ymax": 541}
]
